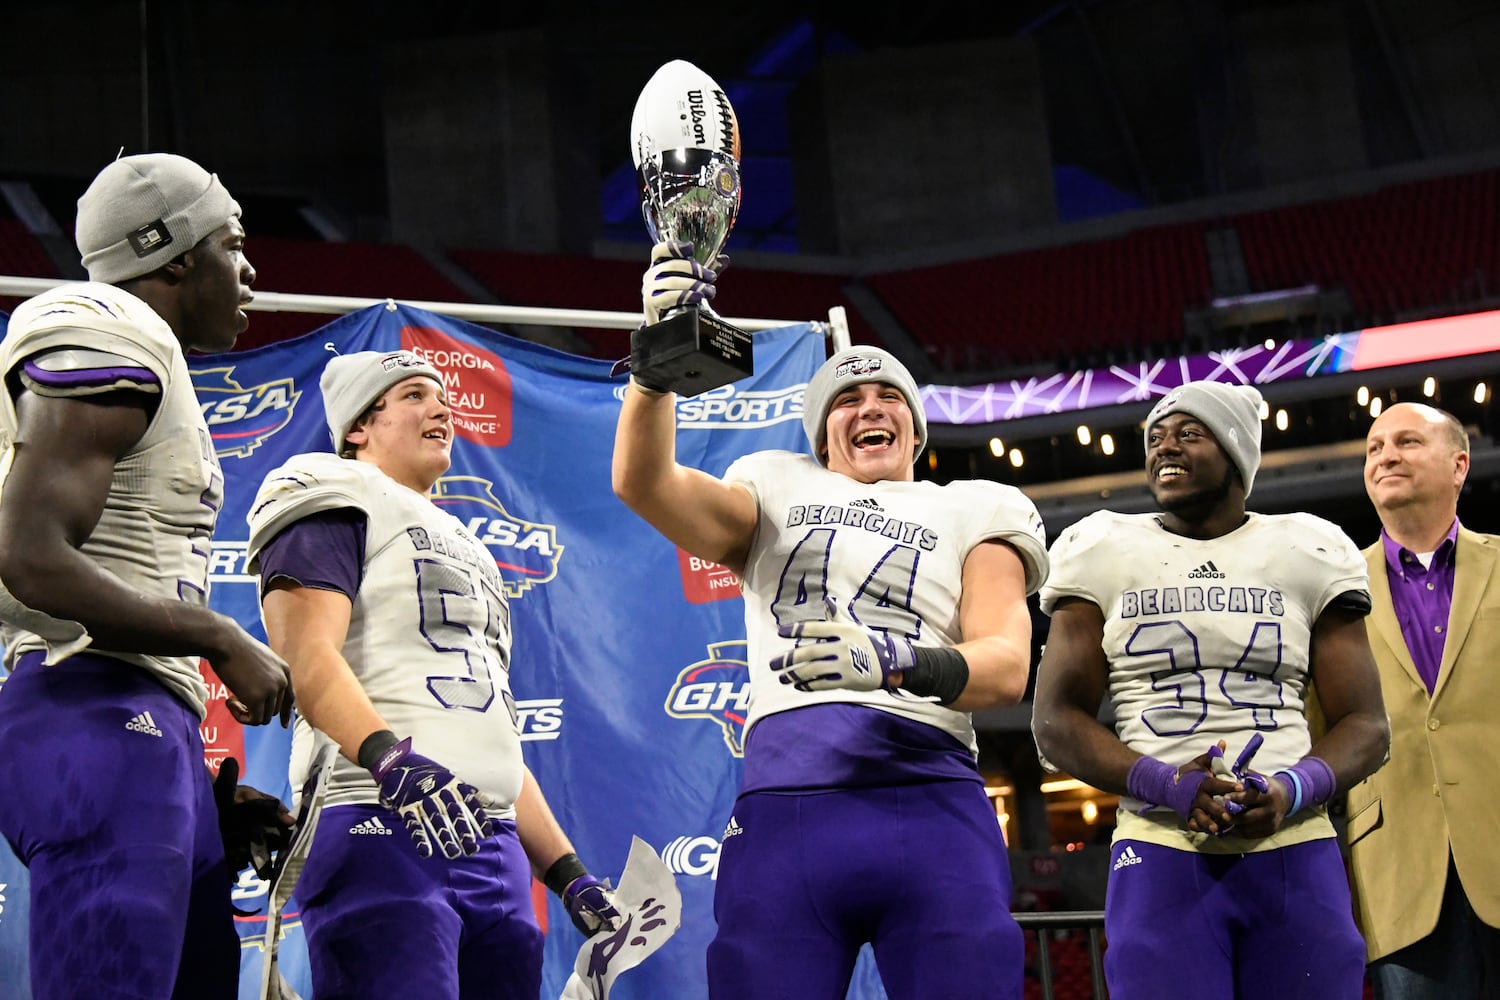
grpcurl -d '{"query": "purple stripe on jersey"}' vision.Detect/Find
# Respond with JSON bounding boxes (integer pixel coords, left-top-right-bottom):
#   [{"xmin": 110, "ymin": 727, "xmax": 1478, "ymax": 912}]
[
  {"xmin": 740, "ymin": 703, "xmax": 979, "ymax": 794},
  {"xmin": 22, "ymin": 358, "xmax": 160, "ymax": 390},
  {"xmin": 257, "ymin": 507, "xmax": 367, "ymax": 599}
]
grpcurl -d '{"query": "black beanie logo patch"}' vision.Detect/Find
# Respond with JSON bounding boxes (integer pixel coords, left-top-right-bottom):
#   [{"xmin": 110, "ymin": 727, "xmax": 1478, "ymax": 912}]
[{"xmin": 128, "ymin": 219, "xmax": 173, "ymax": 259}]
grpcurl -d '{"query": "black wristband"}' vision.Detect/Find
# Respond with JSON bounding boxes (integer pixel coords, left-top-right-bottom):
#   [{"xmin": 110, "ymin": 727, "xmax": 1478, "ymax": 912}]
[
  {"xmin": 900, "ymin": 646, "xmax": 970, "ymax": 705},
  {"xmin": 544, "ymin": 852, "xmax": 589, "ymax": 898},
  {"xmin": 357, "ymin": 729, "xmax": 401, "ymax": 771}
]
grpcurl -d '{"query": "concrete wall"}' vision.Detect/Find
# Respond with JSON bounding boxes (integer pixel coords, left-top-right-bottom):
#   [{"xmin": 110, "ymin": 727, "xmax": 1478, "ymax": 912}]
[
  {"xmin": 789, "ymin": 37, "xmax": 1055, "ymax": 257},
  {"xmin": 1235, "ymin": 3, "xmax": 1368, "ymax": 187},
  {"xmin": 383, "ymin": 31, "xmax": 596, "ymax": 253}
]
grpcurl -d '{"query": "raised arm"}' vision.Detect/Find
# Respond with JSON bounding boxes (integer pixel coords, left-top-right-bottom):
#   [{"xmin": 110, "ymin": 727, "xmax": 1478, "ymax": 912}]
[
  {"xmin": 611, "ymin": 381, "xmax": 758, "ymax": 574},
  {"xmin": 0, "ymin": 388, "xmax": 290, "ymax": 725}
]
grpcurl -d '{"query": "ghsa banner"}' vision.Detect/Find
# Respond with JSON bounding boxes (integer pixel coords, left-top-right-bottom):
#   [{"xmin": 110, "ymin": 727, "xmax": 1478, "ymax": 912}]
[{"xmin": 0, "ymin": 303, "xmax": 890, "ymax": 1000}]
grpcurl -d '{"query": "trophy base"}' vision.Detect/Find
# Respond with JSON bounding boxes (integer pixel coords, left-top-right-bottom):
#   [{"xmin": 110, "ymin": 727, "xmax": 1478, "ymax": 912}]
[{"xmin": 630, "ymin": 310, "xmax": 753, "ymax": 397}]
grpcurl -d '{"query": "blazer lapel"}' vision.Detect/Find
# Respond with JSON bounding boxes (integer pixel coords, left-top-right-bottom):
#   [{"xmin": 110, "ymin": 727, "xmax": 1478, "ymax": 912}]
[
  {"xmin": 1433, "ymin": 528, "xmax": 1498, "ymax": 700},
  {"xmin": 1364, "ymin": 544, "xmax": 1425, "ymax": 692}
]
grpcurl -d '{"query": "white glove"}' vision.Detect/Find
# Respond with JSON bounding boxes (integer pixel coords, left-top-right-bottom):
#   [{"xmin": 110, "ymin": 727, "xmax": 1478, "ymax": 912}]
[
  {"xmin": 770, "ymin": 618, "xmax": 915, "ymax": 693},
  {"xmin": 641, "ymin": 240, "xmax": 719, "ymax": 325}
]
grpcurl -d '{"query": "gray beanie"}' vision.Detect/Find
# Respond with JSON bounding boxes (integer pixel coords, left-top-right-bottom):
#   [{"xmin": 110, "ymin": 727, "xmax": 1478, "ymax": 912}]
[
  {"xmin": 76, "ymin": 153, "xmax": 242, "ymax": 284},
  {"xmin": 320, "ymin": 350, "xmax": 444, "ymax": 451},
  {"xmin": 802, "ymin": 346, "xmax": 927, "ymax": 466},
  {"xmin": 1145, "ymin": 380, "xmax": 1264, "ymax": 497}
]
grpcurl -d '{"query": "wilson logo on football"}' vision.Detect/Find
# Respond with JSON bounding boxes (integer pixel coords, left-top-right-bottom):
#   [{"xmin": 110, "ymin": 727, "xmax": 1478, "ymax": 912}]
[
  {"xmin": 431, "ymin": 475, "xmax": 563, "ymax": 599},
  {"xmin": 664, "ymin": 642, "xmax": 749, "ymax": 757},
  {"xmin": 192, "ymin": 367, "xmax": 299, "ymax": 459}
]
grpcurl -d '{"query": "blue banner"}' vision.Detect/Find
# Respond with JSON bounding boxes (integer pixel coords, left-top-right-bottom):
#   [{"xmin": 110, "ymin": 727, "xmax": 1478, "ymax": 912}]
[{"xmin": 0, "ymin": 304, "xmax": 902, "ymax": 999}]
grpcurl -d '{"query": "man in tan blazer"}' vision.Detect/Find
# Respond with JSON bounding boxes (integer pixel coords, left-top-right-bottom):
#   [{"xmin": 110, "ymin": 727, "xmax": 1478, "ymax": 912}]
[{"xmin": 1349, "ymin": 401, "xmax": 1500, "ymax": 999}]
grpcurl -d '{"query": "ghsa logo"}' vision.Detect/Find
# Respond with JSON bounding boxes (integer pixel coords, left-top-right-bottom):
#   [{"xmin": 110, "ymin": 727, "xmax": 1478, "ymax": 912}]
[
  {"xmin": 665, "ymin": 641, "xmax": 749, "ymax": 756},
  {"xmin": 192, "ymin": 366, "xmax": 299, "ymax": 459},
  {"xmin": 431, "ymin": 475, "xmax": 562, "ymax": 599}
]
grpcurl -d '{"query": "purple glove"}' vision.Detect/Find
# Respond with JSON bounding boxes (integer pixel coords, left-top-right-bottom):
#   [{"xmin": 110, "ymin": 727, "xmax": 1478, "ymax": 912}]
[
  {"xmin": 1126, "ymin": 756, "xmax": 1212, "ymax": 820},
  {"xmin": 771, "ymin": 620, "xmax": 914, "ymax": 693},
  {"xmin": 641, "ymin": 240, "xmax": 719, "ymax": 326},
  {"xmin": 563, "ymin": 874, "xmax": 624, "ymax": 936},
  {"xmin": 369, "ymin": 737, "xmax": 492, "ymax": 860},
  {"xmin": 1208, "ymin": 734, "xmax": 1271, "ymax": 817}
]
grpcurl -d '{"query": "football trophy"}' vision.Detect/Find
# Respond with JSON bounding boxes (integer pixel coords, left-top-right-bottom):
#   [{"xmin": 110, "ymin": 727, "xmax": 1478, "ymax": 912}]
[{"xmin": 628, "ymin": 59, "xmax": 753, "ymax": 397}]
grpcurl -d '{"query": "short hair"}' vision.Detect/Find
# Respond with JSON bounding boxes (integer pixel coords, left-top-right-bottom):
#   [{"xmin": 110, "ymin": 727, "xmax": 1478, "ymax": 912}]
[{"xmin": 1438, "ymin": 409, "xmax": 1470, "ymax": 453}]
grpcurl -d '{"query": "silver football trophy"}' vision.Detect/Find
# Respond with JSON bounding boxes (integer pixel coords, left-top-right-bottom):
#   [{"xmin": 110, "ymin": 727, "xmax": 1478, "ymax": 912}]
[{"xmin": 629, "ymin": 59, "xmax": 753, "ymax": 397}]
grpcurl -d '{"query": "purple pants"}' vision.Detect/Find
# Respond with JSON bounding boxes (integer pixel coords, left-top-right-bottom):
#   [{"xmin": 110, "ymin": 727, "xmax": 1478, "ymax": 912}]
[
  {"xmin": 1104, "ymin": 838, "xmax": 1366, "ymax": 1000},
  {"xmin": 708, "ymin": 781, "xmax": 1023, "ymax": 1000},
  {"xmin": 0, "ymin": 652, "xmax": 237, "ymax": 999},
  {"xmin": 296, "ymin": 804, "xmax": 541, "ymax": 1000}
]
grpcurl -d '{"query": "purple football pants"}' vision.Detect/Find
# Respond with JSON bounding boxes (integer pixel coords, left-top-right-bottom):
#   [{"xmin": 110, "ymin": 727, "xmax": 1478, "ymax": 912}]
[
  {"xmin": 0, "ymin": 651, "xmax": 238, "ymax": 999},
  {"xmin": 708, "ymin": 781, "xmax": 1023, "ymax": 1000},
  {"xmin": 1104, "ymin": 838, "xmax": 1366, "ymax": 1000},
  {"xmin": 296, "ymin": 804, "xmax": 541, "ymax": 1000}
]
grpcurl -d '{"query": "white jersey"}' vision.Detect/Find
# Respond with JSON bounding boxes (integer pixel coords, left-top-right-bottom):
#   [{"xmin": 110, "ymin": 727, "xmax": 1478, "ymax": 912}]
[
  {"xmin": 728, "ymin": 451, "xmax": 1048, "ymax": 753},
  {"xmin": 1041, "ymin": 510, "xmax": 1367, "ymax": 821},
  {"xmin": 0, "ymin": 283, "xmax": 221, "ymax": 716},
  {"xmin": 246, "ymin": 453, "xmax": 524, "ymax": 815}
]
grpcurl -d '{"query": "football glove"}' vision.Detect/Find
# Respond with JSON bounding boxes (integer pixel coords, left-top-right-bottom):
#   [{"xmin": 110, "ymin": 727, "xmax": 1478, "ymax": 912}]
[
  {"xmin": 771, "ymin": 618, "xmax": 915, "ymax": 693},
  {"xmin": 212, "ymin": 756, "xmax": 294, "ymax": 884},
  {"xmin": 563, "ymin": 874, "xmax": 624, "ymax": 937},
  {"xmin": 369, "ymin": 737, "xmax": 493, "ymax": 860},
  {"xmin": 1207, "ymin": 733, "xmax": 1271, "ymax": 817},
  {"xmin": 641, "ymin": 240, "xmax": 720, "ymax": 325}
]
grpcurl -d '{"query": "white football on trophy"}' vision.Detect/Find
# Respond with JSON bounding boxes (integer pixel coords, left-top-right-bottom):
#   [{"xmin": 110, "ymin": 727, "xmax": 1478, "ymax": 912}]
[{"xmin": 631, "ymin": 59, "xmax": 741, "ymax": 169}]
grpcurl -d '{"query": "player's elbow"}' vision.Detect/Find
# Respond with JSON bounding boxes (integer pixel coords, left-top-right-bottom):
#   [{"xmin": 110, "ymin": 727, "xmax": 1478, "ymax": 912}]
[
  {"xmin": 1352, "ymin": 711, "xmax": 1392, "ymax": 782},
  {"xmin": 960, "ymin": 659, "xmax": 1028, "ymax": 711},
  {"xmin": 0, "ymin": 540, "xmax": 60, "ymax": 614}
]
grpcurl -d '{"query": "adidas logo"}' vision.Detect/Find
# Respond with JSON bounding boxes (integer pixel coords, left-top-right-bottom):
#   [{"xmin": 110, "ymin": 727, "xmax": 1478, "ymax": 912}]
[
  {"xmin": 125, "ymin": 711, "xmax": 163, "ymax": 737},
  {"xmin": 349, "ymin": 817, "xmax": 393, "ymax": 836},
  {"xmin": 1188, "ymin": 560, "xmax": 1226, "ymax": 579},
  {"xmin": 849, "ymin": 498, "xmax": 883, "ymax": 512},
  {"xmin": 722, "ymin": 815, "xmax": 744, "ymax": 841},
  {"xmin": 1112, "ymin": 845, "xmax": 1143, "ymax": 871}
]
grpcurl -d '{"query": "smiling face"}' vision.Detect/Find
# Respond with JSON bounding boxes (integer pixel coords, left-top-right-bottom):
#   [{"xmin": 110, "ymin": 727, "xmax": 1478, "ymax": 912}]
[
  {"xmin": 1146, "ymin": 412, "xmax": 1240, "ymax": 523},
  {"xmin": 822, "ymin": 381, "xmax": 916, "ymax": 484},
  {"xmin": 345, "ymin": 375, "xmax": 452, "ymax": 492},
  {"xmin": 1364, "ymin": 402, "xmax": 1468, "ymax": 516}
]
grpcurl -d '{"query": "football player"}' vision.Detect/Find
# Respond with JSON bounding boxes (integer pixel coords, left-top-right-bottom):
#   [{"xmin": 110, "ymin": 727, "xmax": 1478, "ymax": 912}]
[
  {"xmin": 0, "ymin": 153, "xmax": 293, "ymax": 998},
  {"xmin": 247, "ymin": 350, "xmax": 619, "ymax": 999},
  {"xmin": 1032, "ymin": 379, "xmax": 1391, "ymax": 999},
  {"xmin": 613, "ymin": 241, "xmax": 1047, "ymax": 999}
]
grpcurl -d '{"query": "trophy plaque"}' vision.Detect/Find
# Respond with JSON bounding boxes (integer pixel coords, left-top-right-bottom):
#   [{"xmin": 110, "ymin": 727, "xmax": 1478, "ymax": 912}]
[{"xmin": 628, "ymin": 60, "xmax": 753, "ymax": 397}]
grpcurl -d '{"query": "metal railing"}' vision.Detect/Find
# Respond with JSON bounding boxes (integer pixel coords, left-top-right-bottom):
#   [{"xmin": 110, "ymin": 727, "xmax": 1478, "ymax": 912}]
[
  {"xmin": 0, "ymin": 276, "xmax": 854, "ymax": 351},
  {"xmin": 1015, "ymin": 910, "xmax": 1107, "ymax": 1000}
]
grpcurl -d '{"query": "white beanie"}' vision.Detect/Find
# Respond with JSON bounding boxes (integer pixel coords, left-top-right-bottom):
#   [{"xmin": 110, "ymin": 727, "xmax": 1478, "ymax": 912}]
[
  {"xmin": 320, "ymin": 350, "xmax": 444, "ymax": 451},
  {"xmin": 76, "ymin": 153, "xmax": 241, "ymax": 283},
  {"xmin": 801, "ymin": 346, "xmax": 927, "ymax": 466},
  {"xmin": 1145, "ymin": 380, "xmax": 1264, "ymax": 497}
]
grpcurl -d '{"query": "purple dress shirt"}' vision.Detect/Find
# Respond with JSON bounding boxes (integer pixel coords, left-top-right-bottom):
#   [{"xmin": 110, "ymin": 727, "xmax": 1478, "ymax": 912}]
[{"xmin": 1380, "ymin": 519, "xmax": 1460, "ymax": 695}]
